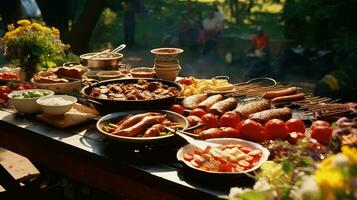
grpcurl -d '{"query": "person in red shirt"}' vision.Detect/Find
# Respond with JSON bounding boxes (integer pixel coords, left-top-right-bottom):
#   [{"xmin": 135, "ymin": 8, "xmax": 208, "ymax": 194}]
[{"xmin": 251, "ymin": 26, "xmax": 269, "ymax": 56}]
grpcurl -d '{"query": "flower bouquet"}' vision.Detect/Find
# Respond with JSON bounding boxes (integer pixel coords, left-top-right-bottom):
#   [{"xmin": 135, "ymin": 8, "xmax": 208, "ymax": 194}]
[{"xmin": 1, "ymin": 19, "xmax": 68, "ymax": 81}]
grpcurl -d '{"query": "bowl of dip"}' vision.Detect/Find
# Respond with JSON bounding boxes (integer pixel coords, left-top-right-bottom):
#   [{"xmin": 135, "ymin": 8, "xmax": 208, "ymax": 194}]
[
  {"xmin": 37, "ymin": 95, "xmax": 77, "ymax": 115},
  {"xmin": 130, "ymin": 67, "xmax": 156, "ymax": 78}
]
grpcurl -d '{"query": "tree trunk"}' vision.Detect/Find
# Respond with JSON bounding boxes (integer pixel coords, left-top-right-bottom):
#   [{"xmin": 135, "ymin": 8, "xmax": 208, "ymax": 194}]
[{"xmin": 68, "ymin": 0, "xmax": 107, "ymax": 54}]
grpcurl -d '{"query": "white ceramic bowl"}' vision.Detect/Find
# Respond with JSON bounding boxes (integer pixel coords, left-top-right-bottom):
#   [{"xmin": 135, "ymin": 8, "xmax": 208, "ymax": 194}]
[
  {"xmin": 31, "ymin": 78, "xmax": 82, "ymax": 94},
  {"xmin": 177, "ymin": 138, "xmax": 270, "ymax": 174},
  {"xmin": 8, "ymin": 89, "xmax": 54, "ymax": 114},
  {"xmin": 37, "ymin": 95, "xmax": 77, "ymax": 115},
  {"xmin": 154, "ymin": 67, "xmax": 181, "ymax": 81}
]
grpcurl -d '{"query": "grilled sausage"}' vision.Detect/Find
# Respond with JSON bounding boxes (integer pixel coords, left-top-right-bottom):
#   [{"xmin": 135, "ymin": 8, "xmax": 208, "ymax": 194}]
[
  {"xmin": 271, "ymin": 93, "xmax": 305, "ymax": 104},
  {"xmin": 113, "ymin": 115, "xmax": 166, "ymax": 136},
  {"xmin": 234, "ymin": 100, "xmax": 271, "ymax": 118},
  {"xmin": 248, "ymin": 107, "xmax": 292, "ymax": 124},
  {"xmin": 198, "ymin": 94, "xmax": 224, "ymax": 111},
  {"xmin": 209, "ymin": 97, "xmax": 238, "ymax": 116},
  {"xmin": 143, "ymin": 124, "xmax": 165, "ymax": 137},
  {"xmin": 198, "ymin": 127, "xmax": 239, "ymax": 139},
  {"xmin": 116, "ymin": 112, "xmax": 162, "ymax": 130},
  {"xmin": 182, "ymin": 94, "xmax": 208, "ymax": 109},
  {"xmin": 262, "ymin": 87, "xmax": 297, "ymax": 99},
  {"xmin": 198, "ymin": 128, "xmax": 223, "ymax": 139},
  {"xmin": 186, "ymin": 115, "xmax": 203, "ymax": 127}
]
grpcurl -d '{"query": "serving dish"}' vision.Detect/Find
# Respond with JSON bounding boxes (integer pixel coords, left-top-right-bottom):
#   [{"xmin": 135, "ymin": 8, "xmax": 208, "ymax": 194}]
[
  {"xmin": 151, "ymin": 48, "xmax": 184, "ymax": 62},
  {"xmin": 37, "ymin": 95, "xmax": 77, "ymax": 115},
  {"xmin": 31, "ymin": 78, "xmax": 82, "ymax": 94},
  {"xmin": 177, "ymin": 138, "xmax": 269, "ymax": 174},
  {"xmin": 96, "ymin": 110, "xmax": 189, "ymax": 143},
  {"xmin": 130, "ymin": 67, "xmax": 156, "ymax": 78},
  {"xmin": 80, "ymin": 52, "xmax": 123, "ymax": 69},
  {"xmin": 8, "ymin": 89, "xmax": 54, "ymax": 113},
  {"xmin": 81, "ymin": 78, "xmax": 182, "ymax": 114}
]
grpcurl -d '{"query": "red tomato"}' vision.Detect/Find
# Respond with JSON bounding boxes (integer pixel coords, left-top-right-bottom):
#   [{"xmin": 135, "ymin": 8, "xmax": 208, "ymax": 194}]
[
  {"xmin": 219, "ymin": 163, "xmax": 235, "ymax": 172},
  {"xmin": 23, "ymin": 83, "xmax": 34, "ymax": 89},
  {"xmin": 169, "ymin": 104, "xmax": 184, "ymax": 115},
  {"xmin": 311, "ymin": 120, "xmax": 330, "ymax": 130},
  {"xmin": 219, "ymin": 111, "xmax": 241, "ymax": 128},
  {"xmin": 265, "ymin": 119, "xmax": 288, "ymax": 140},
  {"xmin": 311, "ymin": 125, "xmax": 333, "ymax": 146},
  {"xmin": 0, "ymin": 85, "xmax": 11, "ymax": 94},
  {"xmin": 189, "ymin": 108, "xmax": 206, "ymax": 118},
  {"xmin": 285, "ymin": 119, "xmax": 305, "ymax": 133},
  {"xmin": 15, "ymin": 86, "xmax": 25, "ymax": 91},
  {"xmin": 201, "ymin": 113, "xmax": 219, "ymax": 128},
  {"xmin": 287, "ymin": 132, "xmax": 305, "ymax": 144},
  {"xmin": 238, "ymin": 119, "xmax": 267, "ymax": 142}
]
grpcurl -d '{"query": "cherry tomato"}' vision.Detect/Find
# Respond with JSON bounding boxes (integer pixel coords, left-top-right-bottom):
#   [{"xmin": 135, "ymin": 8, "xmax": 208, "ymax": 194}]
[
  {"xmin": 311, "ymin": 120, "xmax": 330, "ymax": 130},
  {"xmin": 0, "ymin": 85, "xmax": 12, "ymax": 93},
  {"xmin": 285, "ymin": 119, "xmax": 305, "ymax": 133},
  {"xmin": 287, "ymin": 132, "xmax": 305, "ymax": 144},
  {"xmin": 169, "ymin": 104, "xmax": 184, "ymax": 115},
  {"xmin": 219, "ymin": 111, "xmax": 240, "ymax": 128},
  {"xmin": 15, "ymin": 86, "xmax": 25, "ymax": 91},
  {"xmin": 201, "ymin": 113, "xmax": 218, "ymax": 128},
  {"xmin": 265, "ymin": 119, "xmax": 287, "ymax": 140},
  {"xmin": 311, "ymin": 125, "xmax": 333, "ymax": 146},
  {"xmin": 219, "ymin": 163, "xmax": 235, "ymax": 172},
  {"xmin": 189, "ymin": 108, "xmax": 206, "ymax": 118},
  {"xmin": 238, "ymin": 119, "xmax": 267, "ymax": 142},
  {"xmin": 23, "ymin": 83, "xmax": 34, "ymax": 89}
]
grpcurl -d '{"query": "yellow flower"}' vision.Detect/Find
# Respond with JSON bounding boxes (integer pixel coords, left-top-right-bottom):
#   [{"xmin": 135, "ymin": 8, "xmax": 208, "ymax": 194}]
[
  {"xmin": 17, "ymin": 19, "xmax": 31, "ymax": 26},
  {"xmin": 51, "ymin": 27, "xmax": 60, "ymax": 35},
  {"xmin": 7, "ymin": 24, "xmax": 15, "ymax": 31},
  {"xmin": 341, "ymin": 146, "xmax": 357, "ymax": 164},
  {"xmin": 31, "ymin": 22, "xmax": 43, "ymax": 30},
  {"xmin": 315, "ymin": 168, "xmax": 344, "ymax": 189}
]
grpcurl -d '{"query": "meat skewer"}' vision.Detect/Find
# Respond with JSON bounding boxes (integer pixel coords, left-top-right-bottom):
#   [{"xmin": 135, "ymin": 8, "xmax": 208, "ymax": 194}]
[
  {"xmin": 182, "ymin": 94, "xmax": 208, "ymax": 109},
  {"xmin": 248, "ymin": 107, "xmax": 292, "ymax": 124},
  {"xmin": 209, "ymin": 97, "xmax": 238, "ymax": 116},
  {"xmin": 198, "ymin": 94, "xmax": 224, "ymax": 111},
  {"xmin": 234, "ymin": 100, "xmax": 271, "ymax": 119}
]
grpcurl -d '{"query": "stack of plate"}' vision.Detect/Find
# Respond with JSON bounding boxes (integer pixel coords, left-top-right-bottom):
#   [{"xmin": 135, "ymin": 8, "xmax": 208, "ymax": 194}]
[{"xmin": 151, "ymin": 48, "xmax": 184, "ymax": 81}]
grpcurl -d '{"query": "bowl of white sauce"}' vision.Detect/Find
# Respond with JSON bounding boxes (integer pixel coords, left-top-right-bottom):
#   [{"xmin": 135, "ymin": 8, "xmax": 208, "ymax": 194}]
[{"xmin": 37, "ymin": 95, "xmax": 77, "ymax": 115}]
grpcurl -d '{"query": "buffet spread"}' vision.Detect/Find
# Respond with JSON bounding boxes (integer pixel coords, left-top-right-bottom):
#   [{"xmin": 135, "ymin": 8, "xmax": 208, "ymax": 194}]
[{"xmin": 0, "ymin": 48, "xmax": 356, "ymax": 200}]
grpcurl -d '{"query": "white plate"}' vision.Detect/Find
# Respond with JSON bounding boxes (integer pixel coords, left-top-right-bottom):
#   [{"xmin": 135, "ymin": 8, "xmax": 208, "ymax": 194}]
[
  {"xmin": 177, "ymin": 138, "xmax": 270, "ymax": 174},
  {"xmin": 96, "ymin": 110, "xmax": 189, "ymax": 143}
]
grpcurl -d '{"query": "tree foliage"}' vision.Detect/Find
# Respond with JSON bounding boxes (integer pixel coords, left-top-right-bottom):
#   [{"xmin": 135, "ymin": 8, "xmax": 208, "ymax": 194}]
[{"xmin": 282, "ymin": 0, "xmax": 357, "ymax": 57}]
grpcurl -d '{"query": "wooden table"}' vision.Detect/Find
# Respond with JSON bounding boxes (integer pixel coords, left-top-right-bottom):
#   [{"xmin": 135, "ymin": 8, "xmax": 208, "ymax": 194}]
[{"xmin": 0, "ymin": 109, "xmax": 253, "ymax": 199}]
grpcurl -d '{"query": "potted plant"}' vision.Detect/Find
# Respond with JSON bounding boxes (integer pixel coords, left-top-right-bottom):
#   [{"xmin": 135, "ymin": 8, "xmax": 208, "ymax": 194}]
[{"xmin": 0, "ymin": 19, "xmax": 68, "ymax": 81}]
